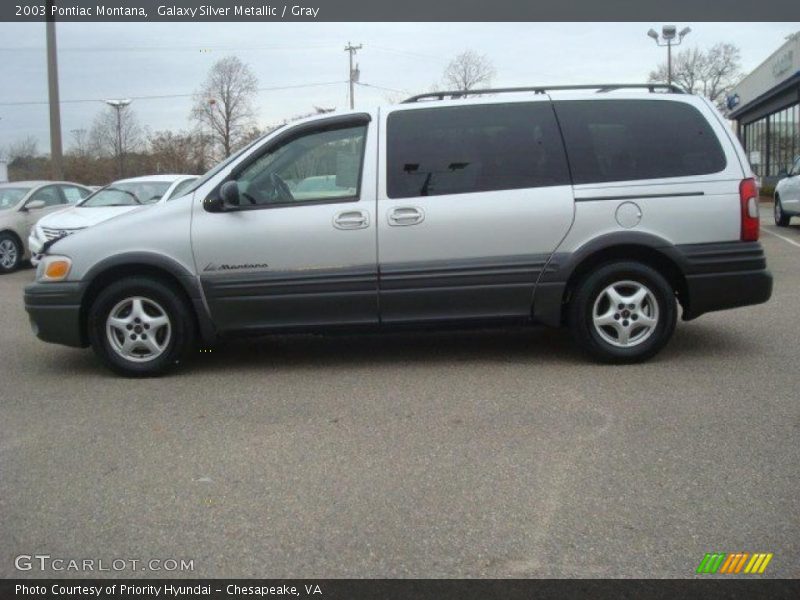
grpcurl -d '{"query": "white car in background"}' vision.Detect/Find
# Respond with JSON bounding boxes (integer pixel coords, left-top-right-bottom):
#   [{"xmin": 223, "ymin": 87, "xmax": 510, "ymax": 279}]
[
  {"xmin": 0, "ymin": 180, "xmax": 94, "ymax": 272},
  {"xmin": 29, "ymin": 174, "xmax": 197, "ymax": 264}
]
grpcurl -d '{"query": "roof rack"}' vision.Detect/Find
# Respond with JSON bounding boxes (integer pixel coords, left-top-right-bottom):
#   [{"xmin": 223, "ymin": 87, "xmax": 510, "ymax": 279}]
[{"xmin": 402, "ymin": 83, "xmax": 684, "ymax": 103}]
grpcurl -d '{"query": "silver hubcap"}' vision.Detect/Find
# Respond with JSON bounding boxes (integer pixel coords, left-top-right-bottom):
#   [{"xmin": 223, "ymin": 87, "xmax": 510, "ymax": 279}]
[
  {"xmin": 106, "ymin": 296, "xmax": 171, "ymax": 362},
  {"xmin": 592, "ymin": 280, "xmax": 659, "ymax": 348},
  {"xmin": 0, "ymin": 239, "xmax": 18, "ymax": 269},
  {"xmin": 775, "ymin": 201, "xmax": 782, "ymax": 221}
]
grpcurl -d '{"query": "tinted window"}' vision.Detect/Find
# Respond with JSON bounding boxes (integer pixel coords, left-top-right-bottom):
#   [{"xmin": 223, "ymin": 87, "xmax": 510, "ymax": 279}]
[
  {"xmin": 237, "ymin": 124, "xmax": 366, "ymax": 206},
  {"xmin": 554, "ymin": 100, "xmax": 726, "ymax": 184},
  {"xmin": 386, "ymin": 103, "xmax": 570, "ymax": 199}
]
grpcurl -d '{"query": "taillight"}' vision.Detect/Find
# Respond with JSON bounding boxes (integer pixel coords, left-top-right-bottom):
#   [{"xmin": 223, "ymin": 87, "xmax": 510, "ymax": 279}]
[{"xmin": 739, "ymin": 178, "xmax": 759, "ymax": 241}]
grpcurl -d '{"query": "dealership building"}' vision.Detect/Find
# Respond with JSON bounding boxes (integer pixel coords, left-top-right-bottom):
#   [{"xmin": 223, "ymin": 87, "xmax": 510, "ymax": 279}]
[{"xmin": 728, "ymin": 32, "xmax": 799, "ymax": 185}]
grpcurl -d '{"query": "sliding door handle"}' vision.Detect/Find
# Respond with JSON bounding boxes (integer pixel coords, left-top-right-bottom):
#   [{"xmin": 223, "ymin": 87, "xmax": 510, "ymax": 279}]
[{"xmin": 388, "ymin": 207, "xmax": 425, "ymax": 226}]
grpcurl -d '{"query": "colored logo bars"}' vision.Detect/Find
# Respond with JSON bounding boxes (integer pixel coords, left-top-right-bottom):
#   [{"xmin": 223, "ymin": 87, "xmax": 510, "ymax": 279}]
[{"xmin": 696, "ymin": 552, "xmax": 773, "ymax": 574}]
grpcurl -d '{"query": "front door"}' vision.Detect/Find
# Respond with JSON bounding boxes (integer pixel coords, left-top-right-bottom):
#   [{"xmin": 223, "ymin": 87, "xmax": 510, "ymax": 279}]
[
  {"xmin": 192, "ymin": 114, "xmax": 378, "ymax": 334},
  {"xmin": 376, "ymin": 100, "xmax": 575, "ymax": 324}
]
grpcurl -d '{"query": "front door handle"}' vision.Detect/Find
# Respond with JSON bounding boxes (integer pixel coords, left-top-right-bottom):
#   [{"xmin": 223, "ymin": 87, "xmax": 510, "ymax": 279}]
[
  {"xmin": 333, "ymin": 210, "xmax": 370, "ymax": 230},
  {"xmin": 388, "ymin": 206, "xmax": 425, "ymax": 227}
]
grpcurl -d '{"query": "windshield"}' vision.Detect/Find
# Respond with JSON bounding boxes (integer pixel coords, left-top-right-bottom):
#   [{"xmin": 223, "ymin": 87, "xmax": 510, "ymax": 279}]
[
  {"xmin": 0, "ymin": 186, "xmax": 32, "ymax": 210},
  {"xmin": 81, "ymin": 181, "xmax": 172, "ymax": 207},
  {"xmin": 178, "ymin": 125, "xmax": 284, "ymax": 197}
]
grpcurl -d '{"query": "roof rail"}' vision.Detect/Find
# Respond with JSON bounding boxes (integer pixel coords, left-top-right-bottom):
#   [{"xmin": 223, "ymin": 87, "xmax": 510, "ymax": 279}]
[{"xmin": 402, "ymin": 83, "xmax": 685, "ymax": 103}]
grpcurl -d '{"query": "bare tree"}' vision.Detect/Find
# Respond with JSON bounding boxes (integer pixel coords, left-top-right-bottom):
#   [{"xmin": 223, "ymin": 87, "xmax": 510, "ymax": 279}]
[
  {"xmin": 68, "ymin": 128, "xmax": 90, "ymax": 158},
  {"xmin": 649, "ymin": 43, "xmax": 742, "ymax": 112},
  {"xmin": 4, "ymin": 136, "xmax": 39, "ymax": 161},
  {"xmin": 442, "ymin": 50, "xmax": 496, "ymax": 91},
  {"xmin": 148, "ymin": 131, "xmax": 208, "ymax": 173},
  {"xmin": 191, "ymin": 56, "xmax": 258, "ymax": 159},
  {"xmin": 89, "ymin": 104, "xmax": 143, "ymax": 174}
]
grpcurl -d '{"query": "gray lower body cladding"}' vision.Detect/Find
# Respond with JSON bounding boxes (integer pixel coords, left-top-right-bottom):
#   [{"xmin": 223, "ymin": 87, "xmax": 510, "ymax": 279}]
[
  {"xmin": 24, "ymin": 281, "xmax": 87, "ymax": 348},
  {"xmin": 25, "ymin": 242, "xmax": 773, "ymax": 348}
]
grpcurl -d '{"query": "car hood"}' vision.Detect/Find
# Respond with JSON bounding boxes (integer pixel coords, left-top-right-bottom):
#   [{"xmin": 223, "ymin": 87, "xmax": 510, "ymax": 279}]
[{"xmin": 36, "ymin": 205, "xmax": 142, "ymax": 229}]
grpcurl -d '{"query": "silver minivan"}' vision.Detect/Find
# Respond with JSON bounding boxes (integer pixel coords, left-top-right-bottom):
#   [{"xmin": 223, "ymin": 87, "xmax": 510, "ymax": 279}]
[{"xmin": 25, "ymin": 84, "xmax": 773, "ymax": 376}]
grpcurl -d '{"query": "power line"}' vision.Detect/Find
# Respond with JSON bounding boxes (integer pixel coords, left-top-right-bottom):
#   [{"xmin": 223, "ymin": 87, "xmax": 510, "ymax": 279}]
[
  {"xmin": 0, "ymin": 81, "xmax": 348, "ymax": 107},
  {"xmin": 0, "ymin": 43, "xmax": 340, "ymax": 53},
  {"xmin": 355, "ymin": 81, "xmax": 410, "ymax": 95},
  {"xmin": 370, "ymin": 45, "xmax": 446, "ymax": 62}
]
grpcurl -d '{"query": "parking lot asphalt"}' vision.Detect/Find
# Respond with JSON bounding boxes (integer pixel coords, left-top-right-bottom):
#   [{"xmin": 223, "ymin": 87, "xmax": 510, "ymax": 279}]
[{"xmin": 1, "ymin": 212, "xmax": 799, "ymax": 579}]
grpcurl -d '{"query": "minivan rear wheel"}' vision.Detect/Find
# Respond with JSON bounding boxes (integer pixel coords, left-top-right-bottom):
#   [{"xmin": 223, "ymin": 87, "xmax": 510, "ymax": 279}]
[
  {"xmin": 568, "ymin": 261, "xmax": 677, "ymax": 363},
  {"xmin": 88, "ymin": 277, "xmax": 195, "ymax": 377}
]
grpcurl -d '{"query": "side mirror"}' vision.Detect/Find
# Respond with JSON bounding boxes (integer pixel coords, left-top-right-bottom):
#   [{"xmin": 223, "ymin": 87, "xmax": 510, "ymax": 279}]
[
  {"xmin": 220, "ymin": 181, "xmax": 241, "ymax": 209},
  {"xmin": 24, "ymin": 200, "xmax": 46, "ymax": 211},
  {"xmin": 203, "ymin": 181, "xmax": 241, "ymax": 213}
]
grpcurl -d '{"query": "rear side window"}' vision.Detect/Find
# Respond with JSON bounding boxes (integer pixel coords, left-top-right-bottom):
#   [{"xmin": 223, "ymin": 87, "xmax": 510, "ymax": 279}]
[
  {"xmin": 386, "ymin": 102, "xmax": 570, "ymax": 199},
  {"xmin": 554, "ymin": 100, "xmax": 726, "ymax": 184}
]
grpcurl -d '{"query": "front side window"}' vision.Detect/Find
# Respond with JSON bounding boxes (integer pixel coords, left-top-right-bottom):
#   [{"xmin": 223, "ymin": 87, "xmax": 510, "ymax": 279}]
[
  {"xmin": 386, "ymin": 102, "xmax": 571, "ymax": 199},
  {"xmin": 554, "ymin": 99, "xmax": 727, "ymax": 184},
  {"xmin": 81, "ymin": 181, "xmax": 172, "ymax": 207},
  {"xmin": 235, "ymin": 124, "xmax": 367, "ymax": 206},
  {"xmin": 28, "ymin": 185, "xmax": 64, "ymax": 207}
]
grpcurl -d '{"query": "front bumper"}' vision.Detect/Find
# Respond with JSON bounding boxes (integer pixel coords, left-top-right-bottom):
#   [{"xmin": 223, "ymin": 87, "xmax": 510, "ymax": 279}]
[
  {"xmin": 24, "ymin": 281, "xmax": 88, "ymax": 348},
  {"xmin": 27, "ymin": 234, "xmax": 43, "ymax": 266},
  {"xmin": 677, "ymin": 242, "xmax": 773, "ymax": 320}
]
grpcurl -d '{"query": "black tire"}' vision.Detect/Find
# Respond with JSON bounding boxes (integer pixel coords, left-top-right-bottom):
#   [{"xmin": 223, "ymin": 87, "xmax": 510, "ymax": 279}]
[
  {"xmin": 774, "ymin": 195, "xmax": 791, "ymax": 227},
  {"xmin": 88, "ymin": 277, "xmax": 195, "ymax": 377},
  {"xmin": 0, "ymin": 232, "xmax": 22, "ymax": 273},
  {"xmin": 568, "ymin": 261, "xmax": 677, "ymax": 364}
]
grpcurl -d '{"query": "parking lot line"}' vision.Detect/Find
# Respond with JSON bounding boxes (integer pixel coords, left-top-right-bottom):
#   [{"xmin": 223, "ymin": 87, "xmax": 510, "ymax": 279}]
[{"xmin": 760, "ymin": 226, "xmax": 800, "ymax": 249}]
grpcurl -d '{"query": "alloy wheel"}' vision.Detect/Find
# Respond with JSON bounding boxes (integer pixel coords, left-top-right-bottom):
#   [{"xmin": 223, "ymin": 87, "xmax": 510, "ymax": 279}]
[
  {"xmin": 105, "ymin": 296, "xmax": 172, "ymax": 362},
  {"xmin": 0, "ymin": 239, "xmax": 18, "ymax": 269},
  {"xmin": 592, "ymin": 280, "xmax": 660, "ymax": 348}
]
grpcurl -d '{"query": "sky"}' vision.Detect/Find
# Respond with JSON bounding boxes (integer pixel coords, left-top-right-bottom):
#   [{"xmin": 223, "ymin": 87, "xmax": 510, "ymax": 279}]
[{"xmin": 0, "ymin": 21, "xmax": 798, "ymax": 153}]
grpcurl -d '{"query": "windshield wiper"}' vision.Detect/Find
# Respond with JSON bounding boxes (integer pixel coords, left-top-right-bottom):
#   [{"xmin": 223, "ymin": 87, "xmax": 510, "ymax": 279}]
[{"xmin": 94, "ymin": 187, "xmax": 141, "ymax": 205}]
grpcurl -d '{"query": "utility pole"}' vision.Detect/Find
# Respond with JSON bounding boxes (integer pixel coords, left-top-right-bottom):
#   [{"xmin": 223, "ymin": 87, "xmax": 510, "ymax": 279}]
[
  {"xmin": 344, "ymin": 42, "xmax": 362, "ymax": 109},
  {"xmin": 46, "ymin": 0, "xmax": 64, "ymax": 180},
  {"xmin": 104, "ymin": 99, "xmax": 132, "ymax": 177}
]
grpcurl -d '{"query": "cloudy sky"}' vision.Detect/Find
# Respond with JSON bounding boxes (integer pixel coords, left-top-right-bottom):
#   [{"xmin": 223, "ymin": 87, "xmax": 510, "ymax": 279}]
[{"xmin": 0, "ymin": 21, "xmax": 798, "ymax": 152}]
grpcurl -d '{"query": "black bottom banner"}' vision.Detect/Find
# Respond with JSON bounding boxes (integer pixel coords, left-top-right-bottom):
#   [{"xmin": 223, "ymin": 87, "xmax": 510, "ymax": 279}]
[{"xmin": 2, "ymin": 579, "xmax": 800, "ymax": 600}]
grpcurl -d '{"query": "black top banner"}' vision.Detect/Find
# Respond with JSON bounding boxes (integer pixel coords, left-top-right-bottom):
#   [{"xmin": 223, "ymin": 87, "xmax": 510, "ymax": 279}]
[{"xmin": 3, "ymin": 0, "xmax": 800, "ymax": 22}]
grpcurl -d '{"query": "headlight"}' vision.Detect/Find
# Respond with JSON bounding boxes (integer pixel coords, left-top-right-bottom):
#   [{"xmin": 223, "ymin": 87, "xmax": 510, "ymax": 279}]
[{"xmin": 37, "ymin": 255, "xmax": 72, "ymax": 282}]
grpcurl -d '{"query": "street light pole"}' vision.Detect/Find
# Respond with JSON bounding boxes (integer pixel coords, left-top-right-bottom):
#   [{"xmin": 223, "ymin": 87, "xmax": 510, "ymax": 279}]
[
  {"xmin": 647, "ymin": 25, "xmax": 691, "ymax": 87},
  {"xmin": 104, "ymin": 99, "xmax": 132, "ymax": 177}
]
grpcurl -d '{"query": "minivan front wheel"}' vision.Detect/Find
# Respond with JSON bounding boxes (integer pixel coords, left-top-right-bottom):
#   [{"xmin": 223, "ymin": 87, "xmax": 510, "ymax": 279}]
[
  {"xmin": 88, "ymin": 277, "xmax": 195, "ymax": 376},
  {"xmin": 568, "ymin": 262, "xmax": 677, "ymax": 363}
]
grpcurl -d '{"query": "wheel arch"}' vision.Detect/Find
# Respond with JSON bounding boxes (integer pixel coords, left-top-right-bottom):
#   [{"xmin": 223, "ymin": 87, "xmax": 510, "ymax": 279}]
[
  {"xmin": 534, "ymin": 232, "xmax": 688, "ymax": 327},
  {"xmin": 79, "ymin": 253, "xmax": 215, "ymax": 346},
  {"xmin": 0, "ymin": 228, "xmax": 25, "ymax": 251}
]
